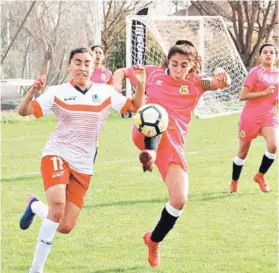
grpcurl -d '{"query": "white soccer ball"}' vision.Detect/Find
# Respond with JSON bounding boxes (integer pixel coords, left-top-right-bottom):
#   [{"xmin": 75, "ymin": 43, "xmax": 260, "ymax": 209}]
[{"xmin": 134, "ymin": 103, "xmax": 169, "ymax": 137}]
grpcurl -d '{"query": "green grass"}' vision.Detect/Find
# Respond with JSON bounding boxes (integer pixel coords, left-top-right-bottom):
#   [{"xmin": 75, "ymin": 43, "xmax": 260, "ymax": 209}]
[{"xmin": 1, "ymin": 112, "xmax": 278, "ymax": 273}]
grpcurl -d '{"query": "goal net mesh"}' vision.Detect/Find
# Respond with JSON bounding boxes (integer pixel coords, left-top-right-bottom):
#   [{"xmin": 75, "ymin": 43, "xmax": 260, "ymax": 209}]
[{"xmin": 126, "ymin": 16, "xmax": 247, "ymax": 118}]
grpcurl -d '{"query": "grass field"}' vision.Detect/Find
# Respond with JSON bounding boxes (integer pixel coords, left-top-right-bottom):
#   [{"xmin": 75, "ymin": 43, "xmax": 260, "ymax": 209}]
[{"xmin": 1, "ymin": 112, "xmax": 278, "ymax": 273}]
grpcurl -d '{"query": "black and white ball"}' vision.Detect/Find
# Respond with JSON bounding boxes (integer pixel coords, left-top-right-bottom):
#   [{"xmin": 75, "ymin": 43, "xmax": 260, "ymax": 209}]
[{"xmin": 134, "ymin": 103, "xmax": 169, "ymax": 137}]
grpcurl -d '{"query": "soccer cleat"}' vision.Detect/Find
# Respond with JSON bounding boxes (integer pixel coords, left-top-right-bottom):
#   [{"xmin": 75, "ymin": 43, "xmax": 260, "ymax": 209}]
[
  {"xmin": 230, "ymin": 180, "xmax": 239, "ymax": 193},
  {"xmin": 254, "ymin": 172, "xmax": 270, "ymax": 192},
  {"xmin": 143, "ymin": 232, "xmax": 160, "ymax": 268},
  {"xmin": 139, "ymin": 150, "xmax": 156, "ymax": 172},
  {"xmin": 20, "ymin": 195, "xmax": 39, "ymax": 230}
]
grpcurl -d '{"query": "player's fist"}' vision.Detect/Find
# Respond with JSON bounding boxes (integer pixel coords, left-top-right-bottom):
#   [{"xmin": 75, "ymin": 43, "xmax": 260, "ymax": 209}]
[
  {"xmin": 133, "ymin": 65, "xmax": 146, "ymax": 85},
  {"xmin": 32, "ymin": 75, "xmax": 46, "ymax": 94},
  {"xmin": 264, "ymin": 85, "xmax": 276, "ymax": 95},
  {"xmin": 214, "ymin": 67, "xmax": 231, "ymax": 87}
]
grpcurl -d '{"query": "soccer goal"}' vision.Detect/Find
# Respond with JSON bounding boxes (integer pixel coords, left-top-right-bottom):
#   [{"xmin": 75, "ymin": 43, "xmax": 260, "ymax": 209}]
[{"xmin": 126, "ymin": 15, "xmax": 247, "ymax": 119}]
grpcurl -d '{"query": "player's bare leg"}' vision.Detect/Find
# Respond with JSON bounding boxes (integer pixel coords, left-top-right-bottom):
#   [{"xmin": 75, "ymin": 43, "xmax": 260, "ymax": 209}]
[
  {"xmin": 254, "ymin": 127, "xmax": 277, "ymax": 192},
  {"xmin": 143, "ymin": 164, "xmax": 187, "ymax": 267},
  {"xmin": 28, "ymin": 185, "xmax": 66, "ymax": 273},
  {"xmin": 230, "ymin": 140, "xmax": 251, "ymax": 193}
]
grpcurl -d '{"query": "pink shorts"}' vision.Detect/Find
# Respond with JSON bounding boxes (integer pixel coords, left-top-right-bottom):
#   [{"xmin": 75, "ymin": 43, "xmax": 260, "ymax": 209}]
[
  {"xmin": 132, "ymin": 126, "xmax": 188, "ymax": 180},
  {"xmin": 238, "ymin": 115, "xmax": 278, "ymax": 142}
]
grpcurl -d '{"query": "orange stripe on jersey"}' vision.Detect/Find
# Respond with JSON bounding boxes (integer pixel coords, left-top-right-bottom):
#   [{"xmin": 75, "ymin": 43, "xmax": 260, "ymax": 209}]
[
  {"xmin": 31, "ymin": 100, "xmax": 43, "ymax": 118},
  {"xmin": 120, "ymin": 98, "xmax": 132, "ymax": 114},
  {"xmin": 107, "ymin": 75, "xmax": 113, "ymax": 85},
  {"xmin": 54, "ymin": 97, "xmax": 111, "ymax": 112}
]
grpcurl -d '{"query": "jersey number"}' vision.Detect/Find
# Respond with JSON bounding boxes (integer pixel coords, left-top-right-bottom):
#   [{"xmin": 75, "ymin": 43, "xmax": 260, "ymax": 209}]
[{"xmin": 50, "ymin": 156, "xmax": 64, "ymax": 171}]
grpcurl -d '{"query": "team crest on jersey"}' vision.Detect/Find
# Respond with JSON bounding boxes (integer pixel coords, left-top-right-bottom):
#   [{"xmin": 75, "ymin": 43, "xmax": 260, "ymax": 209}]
[
  {"xmin": 101, "ymin": 73, "xmax": 107, "ymax": 81},
  {"xmin": 239, "ymin": 130, "xmax": 246, "ymax": 138},
  {"xmin": 92, "ymin": 94, "xmax": 101, "ymax": 101},
  {"xmin": 179, "ymin": 85, "xmax": 189, "ymax": 95}
]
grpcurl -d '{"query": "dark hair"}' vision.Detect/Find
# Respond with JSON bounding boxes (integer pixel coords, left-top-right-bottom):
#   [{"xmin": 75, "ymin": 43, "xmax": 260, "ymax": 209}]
[
  {"xmin": 91, "ymin": 45, "xmax": 104, "ymax": 52},
  {"xmin": 259, "ymin": 43, "xmax": 278, "ymax": 56},
  {"xmin": 175, "ymin": 40, "xmax": 195, "ymax": 47},
  {"xmin": 164, "ymin": 40, "xmax": 201, "ymax": 73},
  {"xmin": 68, "ymin": 46, "xmax": 93, "ymax": 63}
]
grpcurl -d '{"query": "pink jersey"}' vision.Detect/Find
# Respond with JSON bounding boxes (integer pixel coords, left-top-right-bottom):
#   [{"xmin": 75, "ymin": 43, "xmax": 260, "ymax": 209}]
[
  {"xmin": 31, "ymin": 81, "xmax": 131, "ymax": 175},
  {"xmin": 127, "ymin": 66, "xmax": 205, "ymax": 140},
  {"xmin": 128, "ymin": 65, "xmax": 208, "ymax": 179},
  {"xmin": 241, "ymin": 65, "xmax": 278, "ymax": 121},
  {"xmin": 90, "ymin": 67, "xmax": 113, "ymax": 84}
]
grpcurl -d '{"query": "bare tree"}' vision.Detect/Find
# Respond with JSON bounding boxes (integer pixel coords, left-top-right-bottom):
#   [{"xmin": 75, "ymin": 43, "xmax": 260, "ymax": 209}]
[
  {"xmin": 188, "ymin": 1, "xmax": 278, "ymax": 69},
  {"xmin": 101, "ymin": 0, "xmax": 150, "ymax": 57},
  {"xmin": 1, "ymin": 0, "xmax": 151, "ymax": 82}
]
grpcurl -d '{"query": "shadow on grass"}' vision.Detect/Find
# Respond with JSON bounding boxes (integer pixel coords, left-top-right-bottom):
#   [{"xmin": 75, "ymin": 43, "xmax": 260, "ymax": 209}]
[
  {"xmin": 189, "ymin": 190, "xmax": 261, "ymax": 202},
  {"xmin": 1, "ymin": 174, "xmax": 41, "ymax": 183},
  {"xmin": 89, "ymin": 266, "xmax": 145, "ymax": 273},
  {"xmin": 84, "ymin": 198, "xmax": 168, "ymax": 208},
  {"xmin": 87, "ymin": 190, "xmax": 262, "ymax": 209}
]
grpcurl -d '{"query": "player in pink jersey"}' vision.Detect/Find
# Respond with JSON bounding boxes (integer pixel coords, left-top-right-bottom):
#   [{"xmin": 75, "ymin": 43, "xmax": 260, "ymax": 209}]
[
  {"xmin": 17, "ymin": 46, "xmax": 145, "ymax": 273},
  {"xmin": 114, "ymin": 40, "xmax": 231, "ymax": 268},
  {"xmin": 230, "ymin": 43, "xmax": 278, "ymax": 193},
  {"xmin": 90, "ymin": 45, "xmax": 113, "ymax": 84}
]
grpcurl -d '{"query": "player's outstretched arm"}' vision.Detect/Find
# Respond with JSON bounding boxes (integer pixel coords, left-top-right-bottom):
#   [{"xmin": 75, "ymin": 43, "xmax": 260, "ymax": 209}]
[
  {"xmin": 18, "ymin": 75, "xmax": 46, "ymax": 116},
  {"xmin": 239, "ymin": 85, "xmax": 276, "ymax": 101},
  {"xmin": 127, "ymin": 65, "xmax": 146, "ymax": 112},
  {"xmin": 113, "ymin": 67, "xmax": 129, "ymax": 92}
]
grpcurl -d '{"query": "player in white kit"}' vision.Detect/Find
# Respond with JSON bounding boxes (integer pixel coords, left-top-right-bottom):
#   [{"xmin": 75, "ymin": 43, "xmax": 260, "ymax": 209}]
[{"xmin": 17, "ymin": 46, "xmax": 145, "ymax": 273}]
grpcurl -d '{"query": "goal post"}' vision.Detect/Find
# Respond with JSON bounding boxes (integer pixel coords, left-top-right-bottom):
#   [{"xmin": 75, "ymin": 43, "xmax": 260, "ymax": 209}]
[{"xmin": 125, "ymin": 15, "xmax": 247, "ymax": 119}]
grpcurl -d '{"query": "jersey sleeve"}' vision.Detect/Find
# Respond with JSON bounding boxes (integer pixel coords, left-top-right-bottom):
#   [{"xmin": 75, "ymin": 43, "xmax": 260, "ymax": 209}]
[
  {"xmin": 31, "ymin": 86, "xmax": 55, "ymax": 118},
  {"xmin": 108, "ymin": 86, "xmax": 132, "ymax": 113},
  {"xmin": 243, "ymin": 67, "xmax": 258, "ymax": 90}
]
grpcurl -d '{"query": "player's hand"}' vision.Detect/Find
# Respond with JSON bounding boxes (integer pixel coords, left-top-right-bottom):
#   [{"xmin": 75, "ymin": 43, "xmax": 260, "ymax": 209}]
[
  {"xmin": 264, "ymin": 85, "xmax": 276, "ymax": 95},
  {"xmin": 133, "ymin": 65, "xmax": 146, "ymax": 85},
  {"xmin": 213, "ymin": 67, "xmax": 231, "ymax": 87},
  {"xmin": 31, "ymin": 75, "xmax": 46, "ymax": 95}
]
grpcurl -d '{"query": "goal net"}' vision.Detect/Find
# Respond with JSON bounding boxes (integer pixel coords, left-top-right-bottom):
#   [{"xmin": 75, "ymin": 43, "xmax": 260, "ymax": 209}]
[{"xmin": 126, "ymin": 15, "xmax": 247, "ymax": 119}]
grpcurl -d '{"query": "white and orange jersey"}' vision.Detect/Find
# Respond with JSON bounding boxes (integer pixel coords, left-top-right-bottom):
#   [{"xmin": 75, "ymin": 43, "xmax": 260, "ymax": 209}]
[{"xmin": 31, "ymin": 80, "xmax": 131, "ymax": 175}]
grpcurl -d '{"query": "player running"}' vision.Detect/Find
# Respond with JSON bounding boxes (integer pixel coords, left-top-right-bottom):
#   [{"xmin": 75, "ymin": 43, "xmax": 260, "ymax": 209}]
[
  {"xmin": 113, "ymin": 40, "xmax": 231, "ymax": 268},
  {"xmin": 18, "ymin": 46, "xmax": 145, "ymax": 273},
  {"xmin": 90, "ymin": 45, "xmax": 113, "ymax": 85},
  {"xmin": 230, "ymin": 43, "xmax": 278, "ymax": 193}
]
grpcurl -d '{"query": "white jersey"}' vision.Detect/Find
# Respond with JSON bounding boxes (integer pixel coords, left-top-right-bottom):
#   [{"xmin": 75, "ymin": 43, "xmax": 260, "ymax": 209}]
[{"xmin": 32, "ymin": 81, "xmax": 131, "ymax": 175}]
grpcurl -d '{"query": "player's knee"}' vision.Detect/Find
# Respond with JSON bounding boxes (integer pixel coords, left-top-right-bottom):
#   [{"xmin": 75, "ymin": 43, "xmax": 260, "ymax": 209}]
[
  {"xmin": 238, "ymin": 150, "xmax": 248, "ymax": 159},
  {"xmin": 48, "ymin": 202, "xmax": 65, "ymax": 222},
  {"xmin": 58, "ymin": 224, "xmax": 75, "ymax": 234},
  {"xmin": 170, "ymin": 196, "xmax": 187, "ymax": 210},
  {"xmin": 267, "ymin": 144, "xmax": 277, "ymax": 154}
]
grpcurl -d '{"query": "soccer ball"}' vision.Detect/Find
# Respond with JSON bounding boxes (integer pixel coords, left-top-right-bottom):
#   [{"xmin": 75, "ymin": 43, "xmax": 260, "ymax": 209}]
[{"xmin": 134, "ymin": 103, "xmax": 169, "ymax": 137}]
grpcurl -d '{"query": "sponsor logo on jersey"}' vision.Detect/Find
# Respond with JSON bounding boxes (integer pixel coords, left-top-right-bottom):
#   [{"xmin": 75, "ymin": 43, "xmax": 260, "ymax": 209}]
[
  {"xmin": 179, "ymin": 85, "xmax": 189, "ymax": 95},
  {"xmin": 52, "ymin": 171, "xmax": 65, "ymax": 178},
  {"xmin": 64, "ymin": 96, "xmax": 77, "ymax": 101},
  {"xmin": 155, "ymin": 80, "xmax": 163, "ymax": 86}
]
